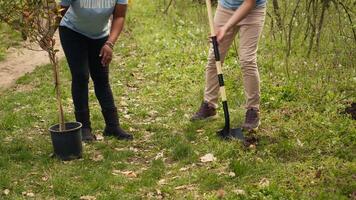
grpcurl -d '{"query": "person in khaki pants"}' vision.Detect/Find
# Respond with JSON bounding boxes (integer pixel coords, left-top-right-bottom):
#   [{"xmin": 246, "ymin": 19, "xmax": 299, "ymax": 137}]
[{"xmin": 191, "ymin": 0, "xmax": 266, "ymax": 131}]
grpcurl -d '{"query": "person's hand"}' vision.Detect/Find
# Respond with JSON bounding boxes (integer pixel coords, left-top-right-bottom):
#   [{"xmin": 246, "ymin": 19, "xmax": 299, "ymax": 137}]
[
  {"xmin": 216, "ymin": 26, "xmax": 228, "ymax": 44},
  {"xmin": 100, "ymin": 44, "xmax": 113, "ymax": 67}
]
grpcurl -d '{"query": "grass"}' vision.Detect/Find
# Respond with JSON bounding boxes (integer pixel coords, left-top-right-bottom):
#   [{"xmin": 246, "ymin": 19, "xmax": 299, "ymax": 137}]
[
  {"xmin": 0, "ymin": 0, "xmax": 355, "ymax": 199},
  {"xmin": 0, "ymin": 23, "xmax": 21, "ymax": 61}
]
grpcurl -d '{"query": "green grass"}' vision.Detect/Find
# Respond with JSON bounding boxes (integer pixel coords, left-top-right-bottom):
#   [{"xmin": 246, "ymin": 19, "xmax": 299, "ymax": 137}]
[
  {"xmin": 0, "ymin": 0, "xmax": 355, "ymax": 199},
  {"xmin": 0, "ymin": 23, "xmax": 21, "ymax": 61}
]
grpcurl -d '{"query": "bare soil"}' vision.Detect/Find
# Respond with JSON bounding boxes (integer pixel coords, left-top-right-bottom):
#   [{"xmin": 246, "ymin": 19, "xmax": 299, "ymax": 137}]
[{"xmin": 0, "ymin": 33, "xmax": 64, "ymax": 91}]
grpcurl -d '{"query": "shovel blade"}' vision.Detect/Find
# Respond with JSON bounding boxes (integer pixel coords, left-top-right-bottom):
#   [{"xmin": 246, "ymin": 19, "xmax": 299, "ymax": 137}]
[
  {"xmin": 217, "ymin": 127, "xmax": 244, "ymax": 141},
  {"xmin": 230, "ymin": 128, "xmax": 244, "ymax": 140}
]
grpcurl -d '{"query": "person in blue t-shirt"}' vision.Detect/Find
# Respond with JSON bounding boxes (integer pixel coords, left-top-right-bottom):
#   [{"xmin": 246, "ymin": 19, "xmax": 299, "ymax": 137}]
[{"xmin": 44, "ymin": 0, "xmax": 133, "ymax": 142}]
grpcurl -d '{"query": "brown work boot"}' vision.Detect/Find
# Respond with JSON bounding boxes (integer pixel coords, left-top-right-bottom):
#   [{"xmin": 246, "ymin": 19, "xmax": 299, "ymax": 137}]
[
  {"xmin": 191, "ymin": 101, "xmax": 217, "ymax": 121},
  {"xmin": 242, "ymin": 108, "xmax": 260, "ymax": 132}
]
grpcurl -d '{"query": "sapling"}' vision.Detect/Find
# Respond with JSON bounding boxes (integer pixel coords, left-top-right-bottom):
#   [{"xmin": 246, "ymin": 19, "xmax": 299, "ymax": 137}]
[{"xmin": 0, "ymin": 0, "xmax": 66, "ymax": 130}]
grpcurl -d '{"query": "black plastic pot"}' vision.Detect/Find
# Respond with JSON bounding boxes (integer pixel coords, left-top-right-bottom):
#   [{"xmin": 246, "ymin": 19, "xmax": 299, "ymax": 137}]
[{"xmin": 49, "ymin": 122, "xmax": 83, "ymax": 161}]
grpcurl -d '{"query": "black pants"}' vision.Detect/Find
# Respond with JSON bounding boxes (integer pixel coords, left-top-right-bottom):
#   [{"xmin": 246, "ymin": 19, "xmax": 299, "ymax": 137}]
[{"xmin": 59, "ymin": 26, "xmax": 115, "ymax": 112}]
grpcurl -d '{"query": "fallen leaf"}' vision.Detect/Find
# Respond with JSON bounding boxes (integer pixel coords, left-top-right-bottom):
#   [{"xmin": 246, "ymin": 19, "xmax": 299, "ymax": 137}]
[
  {"xmin": 4, "ymin": 137, "xmax": 13, "ymax": 142},
  {"xmin": 129, "ymin": 147, "xmax": 139, "ymax": 152},
  {"xmin": 96, "ymin": 135, "xmax": 104, "ymax": 141},
  {"xmin": 179, "ymin": 167, "xmax": 189, "ymax": 172},
  {"xmin": 155, "ymin": 152, "xmax": 164, "ymax": 160},
  {"xmin": 158, "ymin": 179, "xmax": 166, "ymax": 185},
  {"xmin": 233, "ymin": 189, "xmax": 246, "ymax": 195},
  {"xmin": 148, "ymin": 110, "xmax": 159, "ymax": 117},
  {"xmin": 259, "ymin": 178, "xmax": 270, "ymax": 188},
  {"xmin": 200, "ymin": 153, "xmax": 216, "ymax": 163},
  {"xmin": 123, "ymin": 114, "xmax": 131, "ymax": 119},
  {"xmin": 228, "ymin": 172, "xmax": 236, "ymax": 177},
  {"xmin": 25, "ymin": 192, "xmax": 35, "ymax": 197},
  {"xmin": 121, "ymin": 171, "xmax": 137, "ymax": 178},
  {"xmin": 41, "ymin": 176, "xmax": 49, "ymax": 181},
  {"xmin": 80, "ymin": 195, "xmax": 96, "ymax": 200},
  {"xmin": 174, "ymin": 185, "xmax": 196, "ymax": 190},
  {"xmin": 217, "ymin": 189, "xmax": 225, "ymax": 199},
  {"xmin": 129, "ymin": 127, "xmax": 137, "ymax": 132},
  {"xmin": 131, "ymin": 72, "xmax": 145, "ymax": 80},
  {"xmin": 146, "ymin": 192, "xmax": 154, "ymax": 198},
  {"xmin": 112, "ymin": 169, "xmax": 121, "ymax": 176},
  {"xmin": 3, "ymin": 189, "xmax": 10, "ymax": 195},
  {"xmin": 91, "ymin": 154, "xmax": 104, "ymax": 162},
  {"xmin": 120, "ymin": 100, "xmax": 128, "ymax": 107},
  {"xmin": 296, "ymin": 138, "xmax": 304, "ymax": 147},
  {"xmin": 315, "ymin": 169, "xmax": 322, "ymax": 179}
]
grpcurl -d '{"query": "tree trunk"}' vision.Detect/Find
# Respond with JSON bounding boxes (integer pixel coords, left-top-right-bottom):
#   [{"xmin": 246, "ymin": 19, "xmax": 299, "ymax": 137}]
[
  {"xmin": 316, "ymin": 0, "xmax": 329, "ymax": 53},
  {"xmin": 272, "ymin": 0, "xmax": 283, "ymax": 30},
  {"xmin": 49, "ymin": 50, "xmax": 65, "ymax": 131}
]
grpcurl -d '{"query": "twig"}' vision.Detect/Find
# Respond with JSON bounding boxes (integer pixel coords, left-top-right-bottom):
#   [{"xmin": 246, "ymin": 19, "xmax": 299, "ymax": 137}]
[{"xmin": 163, "ymin": 0, "xmax": 175, "ymax": 14}]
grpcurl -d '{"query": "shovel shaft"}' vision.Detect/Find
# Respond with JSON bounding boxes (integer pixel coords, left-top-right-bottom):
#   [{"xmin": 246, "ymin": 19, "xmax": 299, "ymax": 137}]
[
  {"xmin": 206, "ymin": 0, "xmax": 230, "ymax": 130},
  {"xmin": 211, "ymin": 36, "xmax": 226, "ymax": 102},
  {"xmin": 206, "ymin": 0, "xmax": 215, "ymax": 37}
]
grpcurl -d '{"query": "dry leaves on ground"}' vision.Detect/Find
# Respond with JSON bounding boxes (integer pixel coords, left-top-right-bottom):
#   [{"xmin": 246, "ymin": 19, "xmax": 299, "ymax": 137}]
[
  {"xmin": 80, "ymin": 196, "xmax": 96, "ymax": 200},
  {"xmin": 112, "ymin": 170, "xmax": 138, "ymax": 178},
  {"xmin": 174, "ymin": 184, "xmax": 196, "ymax": 191},
  {"xmin": 96, "ymin": 135, "xmax": 104, "ymax": 141},
  {"xmin": 259, "ymin": 178, "xmax": 270, "ymax": 188},
  {"xmin": 41, "ymin": 176, "xmax": 49, "ymax": 182},
  {"xmin": 154, "ymin": 152, "xmax": 164, "ymax": 160},
  {"xmin": 3, "ymin": 189, "xmax": 10, "ymax": 196},
  {"xmin": 158, "ymin": 179, "xmax": 166, "ymax": 185},
  {"xmin": 91, "ymin": 153, "xmax": 104, "ymax": 162},
  {"xmin": 228, "ymin": 172, "xmax": 236, "ymax": 177},
  {"xmin": 200, "ymin": 153, "xmax": 216, "ymax": 163},
  {"xmin": 217, "ymin": 189, "xmax": 225, "ymax": 199},
  {"xmin": 179, "ymin": 166, "xmax": 189, "ymax": 172},
  {"xmin": 233, "ymin": 189, "xmax": 246, "ymax": 195},
  {"xmin": 22, "ymin": 191, "xmax": 35, "ymax": 197}
]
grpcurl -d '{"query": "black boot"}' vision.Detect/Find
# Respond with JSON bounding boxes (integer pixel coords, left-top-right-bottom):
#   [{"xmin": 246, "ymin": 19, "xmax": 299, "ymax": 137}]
[
  {"xmin": 102, "ymin": 108, "xmax": 133, "ymax": 140},
  {"xmin": 74, "ymin": 110, "xmax": 96, "ymax": 142}
]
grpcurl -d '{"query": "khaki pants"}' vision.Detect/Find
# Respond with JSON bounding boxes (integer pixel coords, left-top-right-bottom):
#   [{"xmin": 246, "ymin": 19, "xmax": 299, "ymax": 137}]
[{"xmin": 204, "ymin": 5, "xmax": 266, "ymax": 110}]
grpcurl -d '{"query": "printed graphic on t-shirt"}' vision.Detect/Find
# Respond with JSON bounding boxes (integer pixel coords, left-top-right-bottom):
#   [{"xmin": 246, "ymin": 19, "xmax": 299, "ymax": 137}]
[{"xmin": 79, "ymin": 0, "xmax": 116, "ymax": 9}]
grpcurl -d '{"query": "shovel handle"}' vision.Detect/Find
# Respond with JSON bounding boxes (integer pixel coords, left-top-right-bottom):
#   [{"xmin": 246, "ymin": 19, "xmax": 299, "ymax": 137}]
[
  {"xmin": 205, "ymin": 0, "xmax": 227, "ymax": 102},
  {"xmin": 206, "ymin": 0, "xmax": 230, "ymax": 130},
  {"xmin": 206, "ymin": 0, "xmax": 216, "ymax": 37}
]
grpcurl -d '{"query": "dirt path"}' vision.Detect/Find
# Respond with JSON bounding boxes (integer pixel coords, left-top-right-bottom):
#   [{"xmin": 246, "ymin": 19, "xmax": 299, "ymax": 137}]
[{"xmin": 0, "ymin": 33, "xmax": 64, "ymax": 91}]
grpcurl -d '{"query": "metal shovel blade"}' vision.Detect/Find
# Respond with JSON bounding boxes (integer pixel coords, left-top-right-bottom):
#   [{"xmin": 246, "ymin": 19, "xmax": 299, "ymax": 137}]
[{"xmin": 217, "ymin": 127, "xmax": 244, "ymax": 141}]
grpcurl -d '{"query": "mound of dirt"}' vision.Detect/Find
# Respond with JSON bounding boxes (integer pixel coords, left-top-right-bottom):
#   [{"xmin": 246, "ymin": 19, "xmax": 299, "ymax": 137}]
[{"xmin": 345, "ymin": 103, "xmax": 356, "ymax": 120}]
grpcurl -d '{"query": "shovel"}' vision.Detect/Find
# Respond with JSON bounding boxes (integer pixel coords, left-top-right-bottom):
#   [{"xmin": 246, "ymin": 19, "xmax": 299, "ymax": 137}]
[{"xmin": 205, "ymin": 0, "xmax": 244, "ymax": 141}]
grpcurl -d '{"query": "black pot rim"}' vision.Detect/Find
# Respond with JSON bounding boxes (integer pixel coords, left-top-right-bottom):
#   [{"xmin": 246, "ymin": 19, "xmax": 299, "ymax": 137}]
[{"xmin": 49, "ymin": 122, "xmax": 82, "ymax": 134}]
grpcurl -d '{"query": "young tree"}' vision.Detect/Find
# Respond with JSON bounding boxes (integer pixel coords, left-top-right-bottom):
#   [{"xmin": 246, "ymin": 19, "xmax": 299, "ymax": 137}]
[{"xmin": 0, "ymin": 0, "xmax": 66, "ymax": 130}]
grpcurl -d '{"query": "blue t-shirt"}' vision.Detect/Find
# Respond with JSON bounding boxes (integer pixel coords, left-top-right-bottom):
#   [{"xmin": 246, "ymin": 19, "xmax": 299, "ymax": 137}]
[
  {"xmin": 60, "ymin": 0, "xmax": 128, "ymax": 39},
  {"xmin": 220, "ymin": 0, "xmax": 266, "ymax": 10}
]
